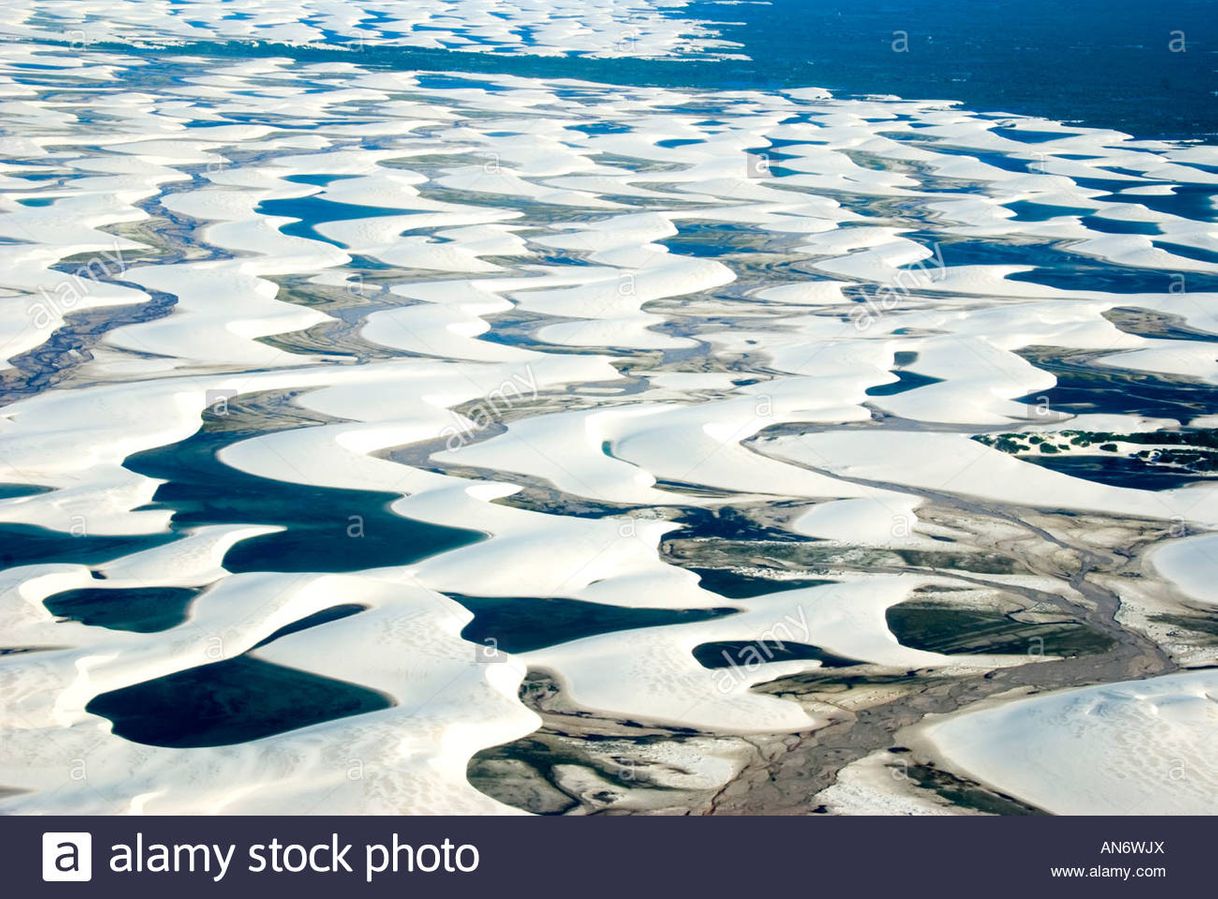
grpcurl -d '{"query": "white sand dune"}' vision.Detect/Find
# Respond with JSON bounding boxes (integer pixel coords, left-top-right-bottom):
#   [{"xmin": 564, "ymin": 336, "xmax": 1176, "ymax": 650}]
[
  {"xmin": 1151, "ymin": 535, "xmax": 1218, "ymax": 606},
  {"xmin": 0, "ymin": 41, "xmax": 1216, "ymax": 816},
  {"xmin": 0, "ymin": 0, "xmax": 739, "ymax": 59},
  {"xmin": 526, "ymin": 576, "xmax": 1029, "ymax": 733},
  {"xmin": 918, "ymin": 672, "xmax": 1218, "ymax": 815},
  {"xmin": 764, "ymin": 430, "xmax": 1218, "ymax": 527}
]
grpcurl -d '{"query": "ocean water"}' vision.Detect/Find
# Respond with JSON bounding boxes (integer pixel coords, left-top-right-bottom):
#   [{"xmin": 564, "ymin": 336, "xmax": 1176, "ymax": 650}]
[
  {"xmin": 53, "ymin": 0, "xmax": 1216, "ymax": 139},
  {"xmin": 0, "ymin": 0, "xmax": 1217, "ymax": 816},
  {"xmin": 690, "ymin": 0, "xmax": 1218, "ymax": 140}
]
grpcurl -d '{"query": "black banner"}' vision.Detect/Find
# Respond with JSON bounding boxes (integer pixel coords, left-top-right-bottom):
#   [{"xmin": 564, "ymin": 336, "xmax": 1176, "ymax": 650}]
[{"xmin": 6, "ymin": 816, "xmax": 1200, "ymax": 897}]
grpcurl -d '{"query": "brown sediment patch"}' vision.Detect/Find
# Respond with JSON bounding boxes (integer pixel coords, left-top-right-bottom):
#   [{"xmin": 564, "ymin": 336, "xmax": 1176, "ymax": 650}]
[{"xmin": 469, "ymin": 491, "xmax": 1203, "ymax": 815}]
